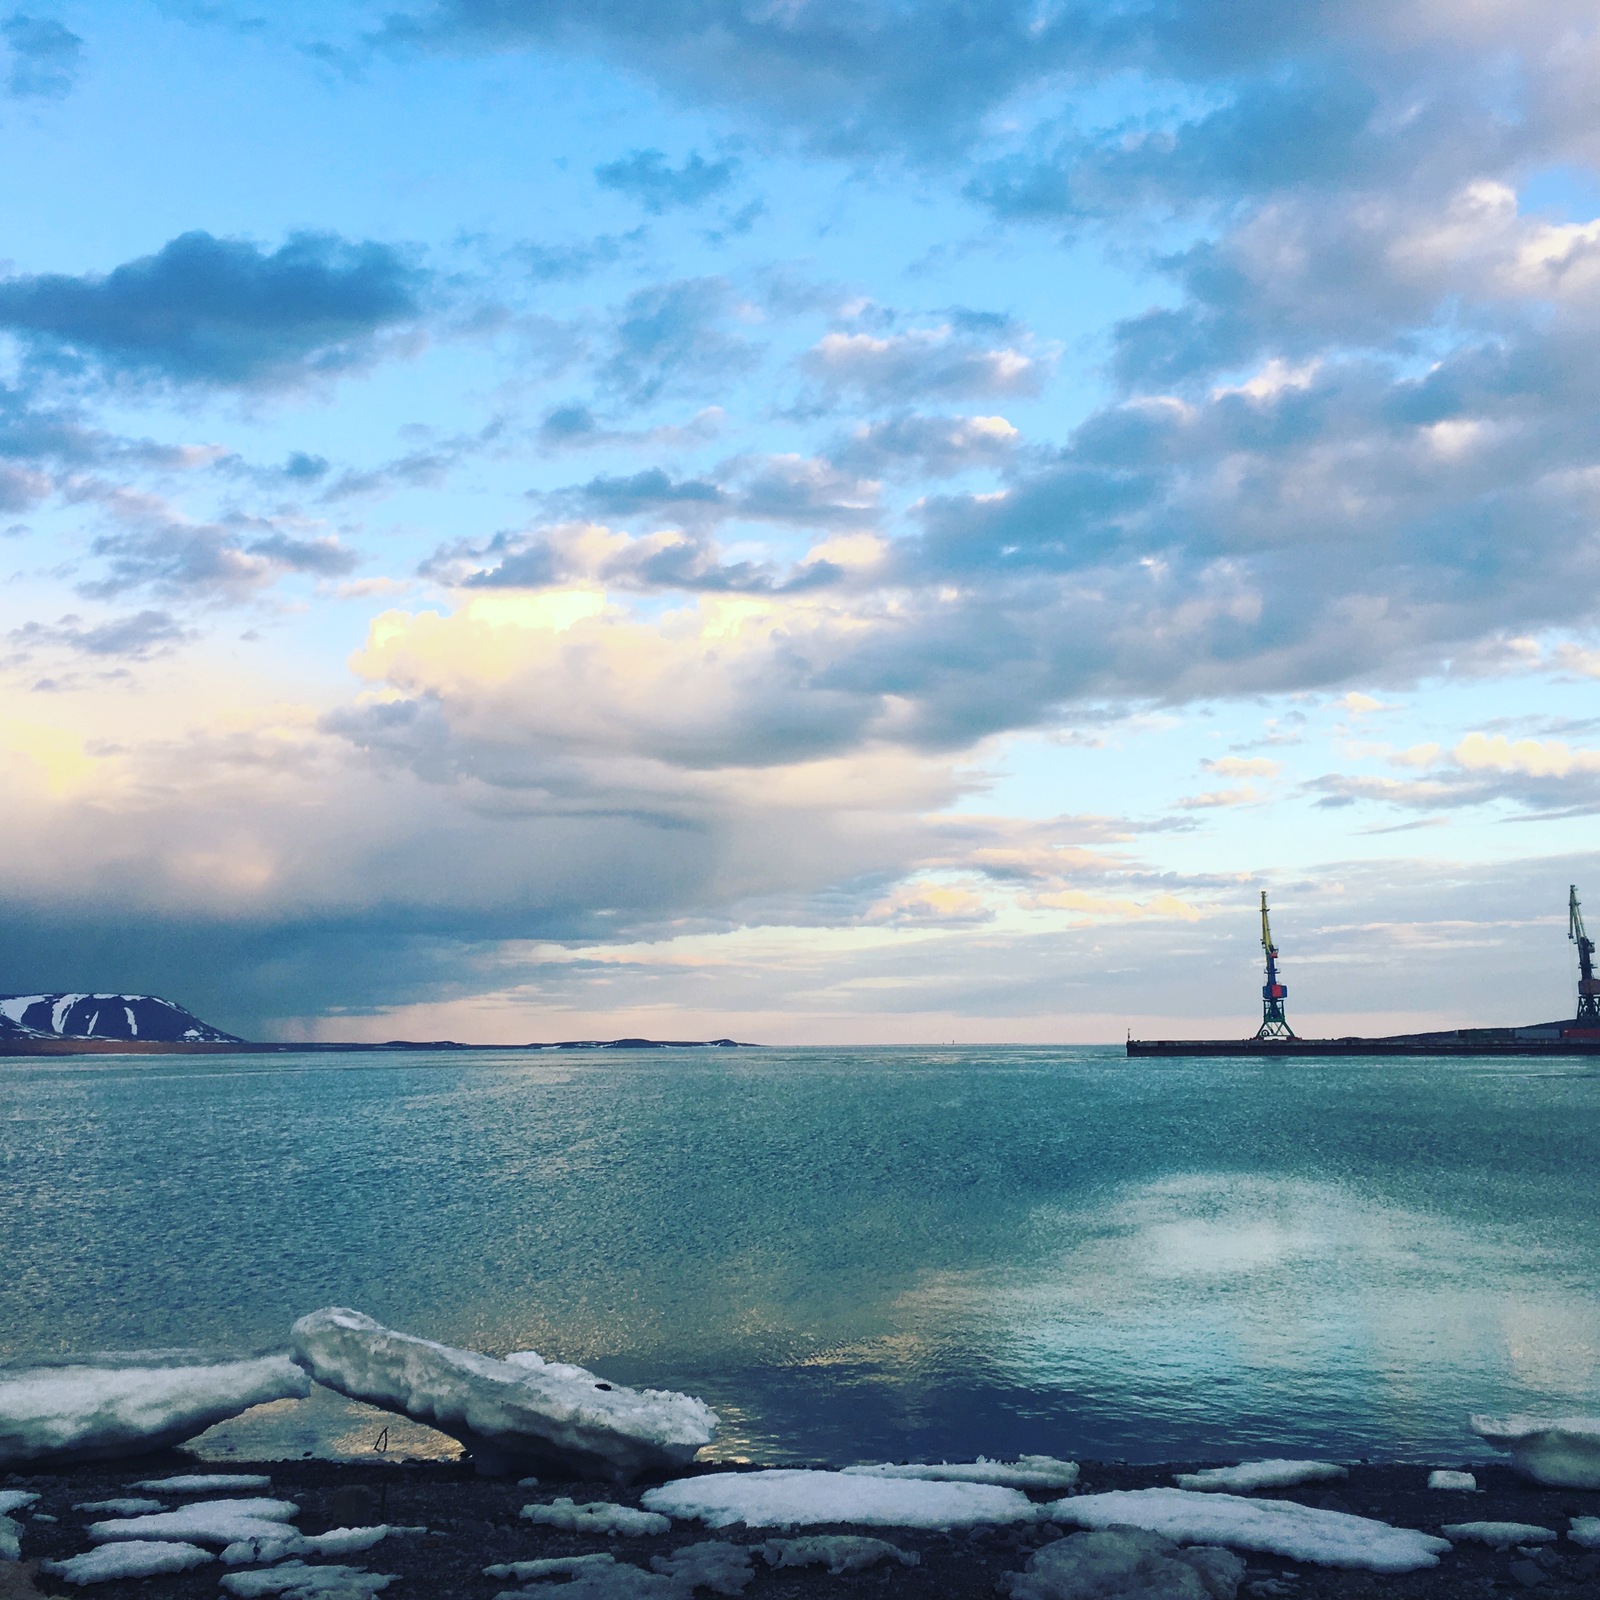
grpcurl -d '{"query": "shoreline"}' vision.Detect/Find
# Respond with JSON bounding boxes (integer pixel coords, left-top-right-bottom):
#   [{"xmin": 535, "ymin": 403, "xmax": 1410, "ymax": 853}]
[{"xmin": 5, "ymin": 1453, "xmax": 1597, "ymax": 1598}]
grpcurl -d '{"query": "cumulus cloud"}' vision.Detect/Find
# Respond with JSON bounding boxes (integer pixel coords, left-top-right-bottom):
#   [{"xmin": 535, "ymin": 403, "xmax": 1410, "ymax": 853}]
[
  {"xmin": 803, "ymin": 323, "xmax": 1043, "ymax": 404},
  {"xmin": 594, "ymin": 148, "xmax": 738, "ymax": 212},
  {"xmin": 0, "ymin": 231, "xmax": 427, "ymax": 389},
  {"xmin": 3, "ymin": 13, "xmax": 81, "ymax": 98}
]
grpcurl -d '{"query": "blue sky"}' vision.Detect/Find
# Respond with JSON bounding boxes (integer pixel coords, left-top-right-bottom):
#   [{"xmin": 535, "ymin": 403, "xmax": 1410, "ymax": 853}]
[{"xmin": 3, "ymin": 0, "xmax": 1600, "ymax": 1042}]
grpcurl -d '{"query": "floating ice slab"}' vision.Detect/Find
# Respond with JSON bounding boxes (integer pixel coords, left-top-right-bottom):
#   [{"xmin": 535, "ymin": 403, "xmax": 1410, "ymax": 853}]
[
  {"xmin": 762, "ymin": 1535, "xmax": 919, "ymax": 1574},
  {"xmin": 844, "ymin": 1455, "xmax": 1079, "ymax": 1489},
  {"xmin": 220, "ymin": 1561, "xmax": 394, "ymax": 1598},
  {"xmin": 0, "ymin": 1514, "xmax": 20, "ymax": 1562},
  {"xmin": 486, "ymin": 1556, "xmax": 621, "ymax": 1581},
  {"xmin": 87, "ymin": 1496, "xmax": 299, "ymax": 1547},
  {"xmin": 1471, "ymin": 1414, "xmax": 1600, "ymax": 1488},
  {"xmin": 130, "ymin": 1473, "xmax": 271, "ymax": 1493},
  {"xmin": 1426, "ymin": 1471, "xmax": 1477, "ymax": 1491},
  {"xmin": 650, "ymin": 1541, "xmax": 753, "ymax": 1595},
  {"xmin": 0, "ymin": 1494, "xmax": 37, "ymax": 1516},
  {"xmin": 291, "ymin": 1308, "xmax": 716, "ymax": 1480},
  {"xmin": 42, "ymin": 1539, "xmax": 213, "ymax": 1584},
  {"xmin": 642, "ymin": 1469, "xmax": 1039, "ymax": 1529},
  {"xmin": 1570, "ymin": 1517, "xmax": 1600, "ymax": 1548},
  {"xmin": 1048, "ymin": 1488, "xmax": 1450, "ymax": 1573},
  {"xmin": 490, "ymin": 1559, "xmax": 676, "ymax": 1599},
  {"xmin": 72, "ymin": 1499, "xmax": 164, "ymax": 1515},
  {"xmin": 1002, "ymin": 1528, "xmax": 1245, "ymax": 1600},
  {"xmin": 1441, "ymin": 1521, "xmax": 1557, "ymax": 1547},
  {"xmin": 0, "ymin": 1353, "xmax": 308, "ymax": 1466},
  {"xmin": 1173, "ymin": 1461, "xmax": 1347, "ymax": 1493},
  {"xmin": 521, "ymin": 1498, "xmax": 670, "ymax": 1536}
]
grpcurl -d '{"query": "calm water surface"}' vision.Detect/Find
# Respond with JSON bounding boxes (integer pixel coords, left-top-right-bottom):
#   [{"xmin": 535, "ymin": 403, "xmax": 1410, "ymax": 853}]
[{"xmin": 3, "ymin": 1046, "xmax": 1597, "ymax": 1464}]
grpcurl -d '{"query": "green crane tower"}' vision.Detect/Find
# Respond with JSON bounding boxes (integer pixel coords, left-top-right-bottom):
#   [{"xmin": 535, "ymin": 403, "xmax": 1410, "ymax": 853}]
[{"xmin": 1255, "ymin": 890, "xmax": 1295, "ymax": 1040}]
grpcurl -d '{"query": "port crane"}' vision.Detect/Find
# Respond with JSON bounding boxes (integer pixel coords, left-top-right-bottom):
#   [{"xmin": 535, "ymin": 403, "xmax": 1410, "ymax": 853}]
[
  {"xmin": 1254, "ymin": 890, "xmax": 1295, "ymax": 1040},
  {"xmin": 1570, "ymin": 885, "xmax": 1600, "ymax": 1027}
]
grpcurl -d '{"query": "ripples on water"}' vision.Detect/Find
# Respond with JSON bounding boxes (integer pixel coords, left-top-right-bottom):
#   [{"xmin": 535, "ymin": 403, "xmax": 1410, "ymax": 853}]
[{"xmin": 2, "ymin": 1047, "xmax": 1596, "ymax": 1464}]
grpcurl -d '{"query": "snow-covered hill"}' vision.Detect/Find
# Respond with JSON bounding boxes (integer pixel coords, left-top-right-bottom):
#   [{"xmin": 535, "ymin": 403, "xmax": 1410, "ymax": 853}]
[{"xmin": 0, "ymin": 994, "xmax": 243, "ymax": 1043}]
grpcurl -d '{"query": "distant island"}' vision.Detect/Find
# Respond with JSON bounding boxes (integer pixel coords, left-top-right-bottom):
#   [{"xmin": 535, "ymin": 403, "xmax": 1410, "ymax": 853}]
[{"xmin": 0, "ymin": 992, "xmax": 755, "ymax": 1055}]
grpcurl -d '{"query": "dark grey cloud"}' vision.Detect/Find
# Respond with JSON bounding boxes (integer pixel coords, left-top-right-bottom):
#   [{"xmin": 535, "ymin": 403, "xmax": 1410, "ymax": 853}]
[
  {"xmin": 0, "ymin": 230, "xmax": 427, "ymax": 390},
  {"xmin": 571, "ymin": 467, "xmax": 729, "ymax": 518},
  {"xmin": 594, "ymin": 148, "xmax": 738, "ymax": 213},
  {"xmin": 3, "ymin": 13, "xmax": 81, "ymax": 98},
  {"xmin": 600, "ymin": 276, "xmax": 760, "ymax": 406}
]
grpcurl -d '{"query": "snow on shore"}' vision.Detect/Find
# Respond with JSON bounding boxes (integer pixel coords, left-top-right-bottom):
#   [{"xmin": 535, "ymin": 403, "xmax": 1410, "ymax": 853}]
[
  {"xmin": 642, "ymin": 1469, "xmax": 1038, "ymax": 1529},
  {"xmin": 1048, "ymin": 1487, "xmax": 1451, "ymax": 1573}
]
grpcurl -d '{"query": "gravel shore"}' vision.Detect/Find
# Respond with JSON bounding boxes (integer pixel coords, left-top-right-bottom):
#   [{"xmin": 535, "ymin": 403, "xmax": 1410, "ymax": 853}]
[{"xmin": 3, "ymin": 1454, "xmax": 1598, "ymax": 1599}]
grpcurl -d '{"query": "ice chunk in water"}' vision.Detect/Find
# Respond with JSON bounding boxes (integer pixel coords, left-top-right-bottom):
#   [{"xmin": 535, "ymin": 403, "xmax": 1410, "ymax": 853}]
[
  {"xmin": 221, "ymin": 1525, "xmax": 401, "ymax": 1566},
  {"xmin": 521, "ymin": 1498, "xmax": 670, "ymax": 1536},
  {"xmin": 762, "ymin": 1535, "xmax": 919, "ymax": 1573},
  {"xmin": 844, "ymin": 1455, "xmax": 1078, "ymax": 1489},
  {"xmin": 1471, "ymin": 1414, "xmax": 1600, "ymax": 1488},
  {"xmin": 42, "ymin": 1540, "xmax": 213, "ymax": 1584},
  {"xmin": 643, "ymin": 1468, "xmax": 1038, "ymax": 1529},
  {"xmin": 1426, "ymin": 1470, "xmax": 1477, "ymax": 1491},
  {"xmin": 0, "ymin": 1495, "xmax": 37, "ymax": 1516},
  {"xmin": 87, "ymin": 1496, "xmax": 298, "ymax": 1547},
  {"xmin": 0, "ymin": 1353, "xmax": 308, "ymax": 1466},
  {"xmin": 1002, "ymin": 1528, "xmax": 1245, "ymax": 1600},
  {"xmin": 1173, "ymin": 1461, "xmax": 1347, "ymax": 1493},
  {"xmin": 72, "ymin": 1499, "xmax": 164, "ymax": 1515},
  {"xmin": 291, "ymin": 1308, "xmax": 715, "ymax": 1481},
  {"xmin": 1569, "ymin": 1516, "xmax": 1600, "ymax": 1548},
  {"xmin": 0, "ymin": 1514, "xmax": 20, "ymax": 1562},
  {"xmin": 1048, "ymin": 1488, "xmax": 1449, "ymax": 1573}
]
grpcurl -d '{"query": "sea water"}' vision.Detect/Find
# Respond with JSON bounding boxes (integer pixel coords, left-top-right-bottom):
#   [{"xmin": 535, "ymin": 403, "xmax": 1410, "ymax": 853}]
[{"xmin": 2, "ymin": 1046, "xmax": 1597, "ymax": 1465}]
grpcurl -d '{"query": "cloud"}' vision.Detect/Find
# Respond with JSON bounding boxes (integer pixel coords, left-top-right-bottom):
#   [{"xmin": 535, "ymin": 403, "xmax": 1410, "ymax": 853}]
[
  {"xmin": 594, "ymin": 148, "xmax": 738, "ymax": 213},
  {"xmin": 0, "ymin": 231, "xmax": 427, "ymax": 390},
  {"xmin": 829, "ymin": 412, "xmax": 1019, "ymax": 477},
  {"xmin": 803, "ymin": 323, "xmax": 1043, "ymax": 404},
  {"xmin": 74, "ymin": 493, "xmax": 359, "ymax": 601},
  {"xmin": 600, "ymin": 276, "xmax": 759, "ymax": 406},
  {"xmin": 9, "ymin": 609, "xmax": 191, "ymax": 660},
  {"xmin": 3, "ymin": 13, "xmax": 81, "ymax": 98}
]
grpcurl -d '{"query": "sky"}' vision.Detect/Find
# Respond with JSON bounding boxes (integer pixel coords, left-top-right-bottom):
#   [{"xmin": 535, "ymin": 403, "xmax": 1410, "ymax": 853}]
[{"xmin": 3, "ymin": 0, "xmax": 1600, "ymax": 1044}]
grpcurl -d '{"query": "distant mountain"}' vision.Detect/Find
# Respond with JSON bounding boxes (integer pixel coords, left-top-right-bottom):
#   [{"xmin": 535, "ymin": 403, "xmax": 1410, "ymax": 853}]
[{"xmin": 0, "ymin": 993, "xmax": 243, "ymax": 1044}]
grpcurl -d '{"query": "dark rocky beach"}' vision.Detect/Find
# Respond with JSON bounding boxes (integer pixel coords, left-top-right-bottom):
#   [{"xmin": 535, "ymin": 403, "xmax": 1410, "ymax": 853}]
[{"xmin": 4, "ymin": 1454, "xmax": 1598, "ymax": 1600}]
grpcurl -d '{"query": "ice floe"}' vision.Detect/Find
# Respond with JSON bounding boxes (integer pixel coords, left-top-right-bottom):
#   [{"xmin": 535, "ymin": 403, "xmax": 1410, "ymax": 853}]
[
  {"xmin": 87, "ymin": 1496, "xmax": 299, "ymax": 1547},
  {"xmin": 843, "ymin": 1455, "xmax": 1079, "ymax": 1489},
  {"xmin": 649, "ymin": 1541, "xmax": 753, "ymax": 1594},
  {"xmin": 72, "ymin": 1499, "xmax": 164, "ymax": 1516},
  {"xmin": 1570, "ymin": 1516, "xmax": 1600, "ymax": 1548},
  {"xmin": 1002, "ymin": 1528, "xmax": 1245, "ymax": 1600},
  {"xmin": 42, "ymin": 1539, "xmax": 213, "ymax": 1585},
  {"xmin": 131, "ymin": 1473, "xmax": 271, "ymax": 1493},
  {"xmin": 0, "ymin": 1514, "xmax": 21, "ymax": 1562},
  {"xmin": 0, "ymin": 1353, "xmax": 308, "ymax": 1465},
  {"xmin": 1173, "ymin": 1461, "xmax": 1347, "ymax": 1493},
  {"xmin": 1440, "ymin": 1521, "xmax": 1557, "ymax": 1547},
  {"xmin": 486, "ymin": 1556, "xmax": 622, "ymax": 1581},
  {"xmin": 291, "ymin": 1307, "xmax": 716, "ymax": 1480},
  {"xmin": 0, "ymin": 1495, "xmax": 37, "ymax": 1516},
  {"xmin": 489, "ymin": 1555, "xmax": 676, "ymax": 1599},
  {"xmin": 1471, "ymin": 1414, "xmax": 1600, "ymax": 1488},
  {"xmin": 762, "ymin": 1535, "xmax": 919, "ymax": 1573},
  {"xmin": 1048, "ymin": 1488, "xmax": 1450, "ymax": 1573},
  {"xmin": 642, "ymin": 1468, "xmax": 1038, "ymax": 1529},
  {"xmin": 521, "ymin": 1498, "xmax": 671, "ymax": 1536},
  {"xmin": 1426, "ymin": 1470, "xmax": 1477, "ymax": 1491},
  {"xmin": 220, "ymin": 1560, "xmax": 394, "ymax": 1597}
]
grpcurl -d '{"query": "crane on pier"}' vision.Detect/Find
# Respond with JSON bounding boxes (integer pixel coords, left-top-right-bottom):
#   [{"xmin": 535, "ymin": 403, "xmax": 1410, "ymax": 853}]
[
  {"xmin": 1255, "ymin": 890, "xmax": 1295, "ymax": 1040},
  {"xmin": 1570, "ymin": 885, "xmax": 1600, "ymax": 1027}
]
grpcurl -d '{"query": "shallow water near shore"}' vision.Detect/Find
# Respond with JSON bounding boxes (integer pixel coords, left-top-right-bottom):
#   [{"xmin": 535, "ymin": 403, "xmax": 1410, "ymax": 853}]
[{"xmin": 2, "ymin": 1045, "xmax": 1597, "ymax": 1465}]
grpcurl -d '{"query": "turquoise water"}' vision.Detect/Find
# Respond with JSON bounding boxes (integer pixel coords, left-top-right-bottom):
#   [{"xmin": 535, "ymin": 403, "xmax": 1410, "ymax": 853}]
[{"xmin": 2, "ymin": 1046, "xmax": 1597, "ymax": 1464}]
